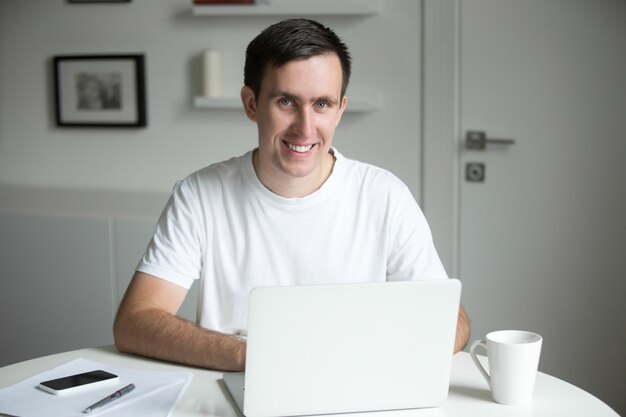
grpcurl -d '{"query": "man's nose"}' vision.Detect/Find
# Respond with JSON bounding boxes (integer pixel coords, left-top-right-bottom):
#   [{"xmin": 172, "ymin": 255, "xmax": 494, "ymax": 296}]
[{"xmin": 293, "ymin": 107, "xmax": 316, "ymax": 138}]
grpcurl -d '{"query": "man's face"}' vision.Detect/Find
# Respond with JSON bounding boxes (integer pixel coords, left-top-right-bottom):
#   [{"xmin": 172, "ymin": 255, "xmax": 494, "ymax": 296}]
[{"xmin": 242, "ymin": 53, "xmax": 347, "ymax": 196}]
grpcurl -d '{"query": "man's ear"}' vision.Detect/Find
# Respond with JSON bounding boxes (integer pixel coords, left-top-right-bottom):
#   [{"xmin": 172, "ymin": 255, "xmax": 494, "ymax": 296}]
[{"xmin": 241, "ymin": 86, "xmax": 257, "ymax": 122}]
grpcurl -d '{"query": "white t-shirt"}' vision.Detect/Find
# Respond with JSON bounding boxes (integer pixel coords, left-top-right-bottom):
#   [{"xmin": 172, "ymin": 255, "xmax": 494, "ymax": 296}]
[{"xmin": 137, "ymin": 149, "xmax": 447, "ymax": 334}]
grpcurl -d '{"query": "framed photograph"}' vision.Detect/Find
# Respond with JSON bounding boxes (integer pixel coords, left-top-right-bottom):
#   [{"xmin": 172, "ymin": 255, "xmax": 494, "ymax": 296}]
[{"xmin": 53, "ymin": 54, "xmax": 146, "ymax": 127}]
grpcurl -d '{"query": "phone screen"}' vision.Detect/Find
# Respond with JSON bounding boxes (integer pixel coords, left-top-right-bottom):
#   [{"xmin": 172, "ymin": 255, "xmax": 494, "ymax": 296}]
[{"xmin": 40, "ymin": 370, "xmax": 118, "ymax": 391}]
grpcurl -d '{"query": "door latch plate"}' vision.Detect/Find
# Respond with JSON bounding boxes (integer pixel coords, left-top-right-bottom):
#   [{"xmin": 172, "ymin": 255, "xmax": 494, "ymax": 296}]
[{"xmin": 466, "ymin": 162, "xmax": 485, "ymax": 182}]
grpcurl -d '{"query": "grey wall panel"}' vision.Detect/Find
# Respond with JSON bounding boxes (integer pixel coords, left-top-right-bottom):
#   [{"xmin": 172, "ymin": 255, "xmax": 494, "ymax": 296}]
[{"xmin": 0, "ymin": 213, "xmax": 114, "ymax": 366}]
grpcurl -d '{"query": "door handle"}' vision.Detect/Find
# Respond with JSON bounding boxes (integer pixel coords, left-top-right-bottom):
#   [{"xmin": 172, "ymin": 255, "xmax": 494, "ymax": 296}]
[{"xmin": 465, "ymin": 130, "xmax": 515, "ymax": 150}]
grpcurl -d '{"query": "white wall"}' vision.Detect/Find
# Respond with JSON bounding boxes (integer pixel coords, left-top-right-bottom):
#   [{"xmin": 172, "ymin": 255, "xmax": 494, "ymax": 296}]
[
  {"xmin": 0, "ymin": 0, "xmax": 423, "ymax": 196},
  {"xmin": 0, "ymin": 0, "xmax": 425, "ymax": 365}
]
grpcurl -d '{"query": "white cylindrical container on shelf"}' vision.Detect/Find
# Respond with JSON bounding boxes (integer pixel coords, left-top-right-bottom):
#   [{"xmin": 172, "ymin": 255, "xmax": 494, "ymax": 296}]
[{"xmin": 203, "ymin": 49, "xmax": 222, "ymax": 97}]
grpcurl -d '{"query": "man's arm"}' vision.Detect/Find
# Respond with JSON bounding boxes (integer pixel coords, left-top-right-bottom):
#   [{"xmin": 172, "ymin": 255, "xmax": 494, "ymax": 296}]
[
  {"xmin": 454, "ymin": 304, "xmax": 470, "ymax": 353},
  {"xmin": 113, "ymin": 271, "xmax": 246, "ymax": 371}
]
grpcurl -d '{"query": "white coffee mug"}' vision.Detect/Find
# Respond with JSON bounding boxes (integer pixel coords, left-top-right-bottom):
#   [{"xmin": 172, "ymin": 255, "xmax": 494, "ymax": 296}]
[{"xmin": 470, "ymin": 330, "xmax": 543, "ymax": 405}]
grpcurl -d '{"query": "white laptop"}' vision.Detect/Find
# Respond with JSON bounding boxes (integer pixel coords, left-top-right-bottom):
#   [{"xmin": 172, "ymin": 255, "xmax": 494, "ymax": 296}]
[{"xmin": 223, "ymin": 279, "xmax": 461, "ymax": 417}]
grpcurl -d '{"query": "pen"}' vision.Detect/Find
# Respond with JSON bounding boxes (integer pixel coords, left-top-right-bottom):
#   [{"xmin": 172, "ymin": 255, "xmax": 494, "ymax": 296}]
[{"xmin": 82, "ymin": 383, "xmax": 135, "ymax": 414}]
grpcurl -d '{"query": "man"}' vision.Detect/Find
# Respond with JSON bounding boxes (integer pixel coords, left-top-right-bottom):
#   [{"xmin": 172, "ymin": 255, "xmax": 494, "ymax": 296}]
[{"xmin": 114, "ymin": 19, "xmax": 470, "ymax": 372}]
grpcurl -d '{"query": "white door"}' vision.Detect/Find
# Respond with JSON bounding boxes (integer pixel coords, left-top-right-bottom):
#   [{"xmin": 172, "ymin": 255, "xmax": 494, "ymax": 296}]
[{"xmin": 425, "ymin": 0, "xmax": 625, "ymax": 414}]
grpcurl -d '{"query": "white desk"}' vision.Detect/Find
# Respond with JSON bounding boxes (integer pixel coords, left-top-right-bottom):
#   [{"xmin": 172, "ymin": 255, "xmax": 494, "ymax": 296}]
[{"xmin": 0, "ymin": 346, "xmax": 618, "ymax": 417}]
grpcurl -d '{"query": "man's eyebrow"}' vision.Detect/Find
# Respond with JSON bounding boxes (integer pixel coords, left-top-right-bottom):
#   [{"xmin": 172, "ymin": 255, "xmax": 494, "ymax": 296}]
[{"xmin": 267, "ymin": 90, "xmax": 294, "ymax": 99}]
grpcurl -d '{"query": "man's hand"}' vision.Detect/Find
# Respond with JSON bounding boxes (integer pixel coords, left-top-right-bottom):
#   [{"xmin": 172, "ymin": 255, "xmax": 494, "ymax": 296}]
[{"xmin": 454, "ymin": 304, "xmax": 470, "ymax": 353}]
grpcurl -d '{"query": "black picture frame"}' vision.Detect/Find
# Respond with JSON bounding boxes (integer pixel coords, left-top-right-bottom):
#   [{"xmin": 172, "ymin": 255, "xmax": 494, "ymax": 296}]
[{"xmin": 53, "ymin": 54, "xmax": 146, "ymax": 128}]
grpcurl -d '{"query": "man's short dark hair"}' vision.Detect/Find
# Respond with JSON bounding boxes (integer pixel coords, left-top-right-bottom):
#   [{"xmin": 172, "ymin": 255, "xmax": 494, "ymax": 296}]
[{"xmin": 244, "ymin": 19, "xmax": 352, "ymax": 99}]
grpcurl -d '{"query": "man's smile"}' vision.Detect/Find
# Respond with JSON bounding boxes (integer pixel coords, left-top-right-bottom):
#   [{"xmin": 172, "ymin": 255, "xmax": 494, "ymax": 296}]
[{"xmin": 286, "ymin": 142, "xmax": 315, "ymax": 153}]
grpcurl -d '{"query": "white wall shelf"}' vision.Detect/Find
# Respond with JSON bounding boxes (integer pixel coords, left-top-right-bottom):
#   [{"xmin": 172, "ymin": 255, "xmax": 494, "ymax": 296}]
[
  {"xmin": 194, "ymin": 92, "xmax": 379, "ymax": 113},
  {"xmin": 192, "ymin": 0, "xmax": 381, "ymax": 113},
  {"xmin": 192, "ymin": 0, "xmax": 380, "ymax": 17}
]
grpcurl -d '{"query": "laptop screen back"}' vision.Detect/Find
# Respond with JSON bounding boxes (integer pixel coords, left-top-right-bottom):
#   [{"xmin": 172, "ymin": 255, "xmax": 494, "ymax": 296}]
[{"xmin": 240, "ymin": 279, "xmax": 461, "ymax": 417}]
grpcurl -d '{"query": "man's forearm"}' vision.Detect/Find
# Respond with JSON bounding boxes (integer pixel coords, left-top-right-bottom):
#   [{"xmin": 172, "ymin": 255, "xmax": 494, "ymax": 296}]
[{"xmin": 113, "ymin": 308, "xmax": 246, "ymax": 371}]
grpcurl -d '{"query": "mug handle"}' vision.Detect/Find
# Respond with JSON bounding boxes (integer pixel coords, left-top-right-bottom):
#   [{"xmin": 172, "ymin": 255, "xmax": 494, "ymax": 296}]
[{"xmin": 470, "ymin": 339, "xmax": 491, "ymax": 386}]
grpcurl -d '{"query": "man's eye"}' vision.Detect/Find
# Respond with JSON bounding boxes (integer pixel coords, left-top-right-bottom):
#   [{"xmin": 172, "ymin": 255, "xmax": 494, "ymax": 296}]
[
  {"xmin": 315, "ymin": 101, "xmax": 329, "ymax": 109},
  {"xmin": 279, "ymin": 98, "xmax": 293, "ymax": 106}
]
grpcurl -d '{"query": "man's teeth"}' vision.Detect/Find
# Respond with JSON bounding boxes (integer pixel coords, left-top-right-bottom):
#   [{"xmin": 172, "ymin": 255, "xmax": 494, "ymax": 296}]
[{"xmin": 287, "ymin": 143, "xmax": 313, "ymax": 153}]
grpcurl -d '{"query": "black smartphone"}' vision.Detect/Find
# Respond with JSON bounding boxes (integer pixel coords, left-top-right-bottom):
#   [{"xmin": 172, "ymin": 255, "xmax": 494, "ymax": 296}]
[{"xmin": 38, "ymin": 369, "xmax": 119, "ymax": 395}]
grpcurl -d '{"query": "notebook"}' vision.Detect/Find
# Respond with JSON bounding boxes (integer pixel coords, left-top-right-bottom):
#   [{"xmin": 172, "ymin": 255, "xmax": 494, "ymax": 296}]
[{"xmin": 223, "ymin": 279, "xmax": 461, "ymax": 417}]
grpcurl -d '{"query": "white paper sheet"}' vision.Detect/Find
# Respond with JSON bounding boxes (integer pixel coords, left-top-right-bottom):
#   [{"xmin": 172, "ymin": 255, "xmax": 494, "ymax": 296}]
[{"xmin": 0, "ymin": 358, "xmax": 193, "ymax": 417}]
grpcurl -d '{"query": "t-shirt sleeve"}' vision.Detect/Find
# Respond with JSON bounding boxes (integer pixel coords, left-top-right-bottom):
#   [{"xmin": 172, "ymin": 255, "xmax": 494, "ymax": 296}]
[
  {"xmin": 386, "ymin": 182, "xmax": 448, "ymax": 281},
  {"xmin": 136, "ymin": 179, "xmax": 204, "ymax": 289}
]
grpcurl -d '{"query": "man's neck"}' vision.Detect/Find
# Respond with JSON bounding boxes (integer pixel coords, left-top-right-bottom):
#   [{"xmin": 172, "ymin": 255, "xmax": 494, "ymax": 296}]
[{"xmin": 252, "ymin": 150, "xmax": 336, "ymax": 199}]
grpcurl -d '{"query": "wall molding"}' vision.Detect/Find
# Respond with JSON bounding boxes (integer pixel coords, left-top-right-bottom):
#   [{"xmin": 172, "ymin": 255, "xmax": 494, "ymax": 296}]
[{"xmin": 0, "ymin": 185, "xmax": 168, "ymax": 221}]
